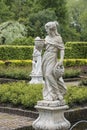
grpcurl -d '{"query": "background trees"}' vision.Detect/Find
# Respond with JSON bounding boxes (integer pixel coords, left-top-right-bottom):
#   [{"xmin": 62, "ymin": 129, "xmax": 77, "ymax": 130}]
[
  {"xmin": 0, "ymin": 0, "xmax": 87, "ymax": 42},
  {"xmin": 67, "ymin": 0, "xmax": 87, "ymax": 41}
]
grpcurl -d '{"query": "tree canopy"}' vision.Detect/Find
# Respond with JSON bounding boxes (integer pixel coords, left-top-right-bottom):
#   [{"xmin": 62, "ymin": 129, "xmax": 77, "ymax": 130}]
[{"xmin": 0, "ymin": 0, "xmax": 86, "ymax": 42}]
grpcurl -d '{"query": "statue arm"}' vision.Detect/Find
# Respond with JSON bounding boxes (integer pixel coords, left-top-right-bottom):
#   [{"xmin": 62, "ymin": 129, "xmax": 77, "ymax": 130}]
[
  {"xmin": 55, "ymin": 49, "xmax": 64, "ymax": 67},
  {"xmin": 60, "ymin": 49, "xmax": 64, "ymax": 63}
]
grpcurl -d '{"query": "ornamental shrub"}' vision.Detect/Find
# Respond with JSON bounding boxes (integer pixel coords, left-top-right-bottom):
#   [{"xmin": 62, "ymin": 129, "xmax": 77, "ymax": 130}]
[
  {"xmin": 0, "ymin": 59, "xmax": 86, "ymax": 67},
  {"xmin": 0, "ymin": 82, "xmax": 43, "ymax": 108},
  {"xmin": 65, "ymin": 42, "xmax": 87, "ymax": 59},
  {"xmin": 0, "ymin": 82, "xmax": 87, "ymax": 108},
  {"xmin": 0, "ymin": 45, "xmax": 34, "ymax": 60},
  {"xmin": 64, "ymin": 59, "xmax": 87, "ymax": 67},
  {"xmin": 0, "ymin": 42, "xmax": 87, "ymax": 60},
  {"xmin": 10, "ymin": 36, "xmax": 34, "ymax": 46},
  {"xmin": 65, "ymin": 86, "xmax": 87, "ymax": 107}
]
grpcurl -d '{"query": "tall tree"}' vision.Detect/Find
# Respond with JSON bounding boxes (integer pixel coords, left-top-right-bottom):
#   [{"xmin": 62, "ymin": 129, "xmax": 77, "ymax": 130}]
[
  {"xmin": 67, "ymin": 0, "xmax": 87, "ymax": 41},
  {"xmin": 36, "ymin": 0, "xmax": 67, "ymax": 24},
  {"xmin": 0, "ymin": 0, "xmax": 14, "ymax": 23}
]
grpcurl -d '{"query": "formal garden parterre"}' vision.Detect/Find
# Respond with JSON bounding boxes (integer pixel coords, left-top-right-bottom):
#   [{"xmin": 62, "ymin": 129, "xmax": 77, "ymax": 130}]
[{"xmin": 0, "ymin": 40, "xmax": 87, "ymax": 109}]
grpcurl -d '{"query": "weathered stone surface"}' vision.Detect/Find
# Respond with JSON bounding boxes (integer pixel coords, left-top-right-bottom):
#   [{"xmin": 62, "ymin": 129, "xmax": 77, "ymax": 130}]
[
  {"xmin": 30, "ymin": 37, "xmax": 44, "ymax": 84},
  {"xmin": 32, "ymin": 21, "xmax": 71, "ymax": 130},
  {"xmin": 33, "ymin": 101, "xmax": 70, "ymax": 130}
]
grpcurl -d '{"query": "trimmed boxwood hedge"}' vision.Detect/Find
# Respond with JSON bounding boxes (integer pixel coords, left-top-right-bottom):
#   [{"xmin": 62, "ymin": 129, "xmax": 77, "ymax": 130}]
[
  {"xmin": 65, "ymin": 42, "xmax": 87, "ymax": 59},
  {"xmin": 64, "ymin": 59, "xmax": 87, "ymax": 67},
  {"xmin": 0, "ymin": 59, "xmax": 87, "ymax": 67},
  {"xmin": 0, "ymin": 45, "xmax": 33, "ymax": 60},
  {"xmin": 0, "ymin": 42, "xmax": 87, "ymax": 60}
]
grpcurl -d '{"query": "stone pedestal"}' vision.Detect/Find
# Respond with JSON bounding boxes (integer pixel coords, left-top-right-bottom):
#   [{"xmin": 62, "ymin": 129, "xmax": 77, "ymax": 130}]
[
  {"xmin": 29, "ymin": 74, "xmax": 44, "ymax": 84},
  {"xmin": 32, "ymin": 100, "xmax": 71, "ymax": 130}
]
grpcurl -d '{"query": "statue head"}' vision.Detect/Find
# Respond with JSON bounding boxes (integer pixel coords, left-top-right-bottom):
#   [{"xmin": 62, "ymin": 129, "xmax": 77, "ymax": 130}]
[{"xmin": 45, "ymin": 21, "xmax": 59, "ymax": 36}]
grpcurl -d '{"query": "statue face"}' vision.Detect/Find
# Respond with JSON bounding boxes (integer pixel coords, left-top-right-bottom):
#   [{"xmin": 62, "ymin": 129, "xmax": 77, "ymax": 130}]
[{"xmin": 45, "ymin": 22, "xmax": 57, "ymax": 35}]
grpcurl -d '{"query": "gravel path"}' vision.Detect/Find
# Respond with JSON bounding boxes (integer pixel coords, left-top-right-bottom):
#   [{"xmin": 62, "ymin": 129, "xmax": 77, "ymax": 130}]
[{"xmin": 0, "ymin": 112, "xmax": 34, "ymax": 130}]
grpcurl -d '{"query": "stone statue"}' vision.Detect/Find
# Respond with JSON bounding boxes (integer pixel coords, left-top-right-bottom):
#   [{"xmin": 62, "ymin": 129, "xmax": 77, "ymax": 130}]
[
  {"xmin": 32, "ymin": 22, "xmax": 70, "ymax": 130},
  {"xmin": 42, "ymin": 21, "xmax": 66, "ymax": 101},
  {"xmin": 31, "ymin": 37, "xmax": 42, "ymax": 75},
  {"xmin": 29, "ymin": 37, "xmax": 44, "ymax": 84}
]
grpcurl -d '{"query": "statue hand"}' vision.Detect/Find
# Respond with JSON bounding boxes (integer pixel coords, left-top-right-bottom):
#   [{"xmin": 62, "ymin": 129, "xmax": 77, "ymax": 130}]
[{"xmin": 58, "ymin": 60, "xmax": 63, "ymax": 66}]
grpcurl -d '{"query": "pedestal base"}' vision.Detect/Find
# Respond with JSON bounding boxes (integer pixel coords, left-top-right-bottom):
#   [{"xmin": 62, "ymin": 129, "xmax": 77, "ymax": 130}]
[
  {"xmin": 29, "ymin": 75, "xmax": 44, "ymax": 84},
  {"xmin": 32, "ymin": 100, "xmax": 71, "ymax": 130}
]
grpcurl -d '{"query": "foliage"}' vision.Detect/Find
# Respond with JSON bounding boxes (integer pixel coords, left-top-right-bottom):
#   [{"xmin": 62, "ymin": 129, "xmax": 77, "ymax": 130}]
[
  {"xmin": 36, "ymin": 0, "xmax": 67, "ymax": 24},
  {"xmin": 79, "ymin": 79, "xmax": 87, "ymax": 86},
  {"xmin": 0, "ymin": 65, "xmax": 31, "ymax": 80},
  {"xmin": 11, "ymin": 36, "xmax": 34, "ymax": 46},
  {"xmin": 65, "ymin": 42, "xmax": 87, "ymax": 59},
  {"xmin": 0, "ymin": 59, "xmax": 87, "ymax": 67},
  {"xmin": 64, "ymin": 59, "xmax": 87, "ymax": 67},
  {"xmin": 0, "ymin": 0, "xmax": 68, "ymax": 41},
  {"xmin": 0, "ymin": 0, "xmax": 14, "ymax": 23},
  {"xmin": 28, "ymin": 9, "xmax": 57, "ymax": 37},
  {"xmin": 0, "ymin": 21, "xmax": 26, "ymax": 44},
  {"xmin": 0, "ymin": 82, "xmax": 87, "ymax": 108},
  {"xmin": 65, "ymin": 86, "xmax": 87, "ymax": 107},
  {"xmin": 66, "ymin": 0, "xmax": 87, "ymax": 41},
  {"xmin": 0, "ymin": 45, "xmax": 33, "ymax": 60},
  {"xmin": 0, "ymin": 63, "xmax": 83, "ymax": 80},
  {"xmin": 0, "ymin": 41, "xmax": 87, "ymax": 60},
  {"xmin": 0, "ymin": 60, "xmax": 32, "ymax": 66},
  {"xmin": 63, "ymin": 69, "xmax": 81, "ymax": 79},
  {"xmin": 0, "ymin": 82, "xmax": 43, "ymax": 108},
  {"xmin": 0, "ymin": 0, "xmax": 86, "ymax": 41}
]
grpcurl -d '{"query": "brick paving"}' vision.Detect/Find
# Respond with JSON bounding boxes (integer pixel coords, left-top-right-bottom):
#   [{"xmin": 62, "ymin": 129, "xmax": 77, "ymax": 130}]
[{"xmin": 0, "ymin": 112, "xmax": 34, "ymax": 130}]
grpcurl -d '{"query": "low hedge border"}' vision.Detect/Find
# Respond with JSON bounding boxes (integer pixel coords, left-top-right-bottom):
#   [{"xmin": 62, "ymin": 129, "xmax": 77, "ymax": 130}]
[
  {"xmin": 65, "ymin": 42, "xmax": 87, "ymax": 59},
  {"xmin": 0, "ymin": 59, "xmax": 86, "ymax": 67},
  {"xmin": 0, "ymin": 81, "xmax": 87, "ymax": 109},
  {"xmin": 64, "ymin": 59, "xmax": 87, "ymax": 67},
  {"xmin": 0, "ymin": 45, "xmax": 34, "ymax": 60},
  {"xmin": 0, "ymin": 42, "xmax": 87, "ymax": 60}
]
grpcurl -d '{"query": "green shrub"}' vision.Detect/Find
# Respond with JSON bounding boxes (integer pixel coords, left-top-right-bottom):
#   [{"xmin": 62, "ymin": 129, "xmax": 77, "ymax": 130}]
[
  {"xmin": 65, "ymin": 86, "xmax": 87, "ymax": 107},
  {"xmin": 0, "ymin": 59, "xmax": 86, "ymax": 80},
  {"xmin": 0, "ymin": 59, "xmax": 87, "ymax": 67},
  {"xmin": 65, "ymin": 42, "xmax": 87, "ymax": 59},
  {"xmin": 63, "ymin": 69, "xmax": 81, "ymax": 79},
  {"xmin": 0, "ymin": 45, "xmax": 34, "ymax": 60},
  {"xmin": 64, "ymin": 59, "xmax": 87, "ymax": 67},
  {"xmin": 0, "ymin": 65, "xmax": 32, "ymax": 80},
  {"xmin": 0, "ymin": 63, "xmax": 82, "ymax": 80},
  {"xmin": 0, "ymin": 82, "xmax": 87, "ymax": 108},
  {"xmin": 79, "ymin": 79, "xmax": 87, "ymax": 86},
  {"xmin": 0, "ymin": 82, "xmax": 43, "ymax": 108},
  {"xmin": 10, "ymin": 36, "xmax": 34, "ymax": 46},
  {"xmin": 0, "ymin": 42, "xmax": 87, "ymax": 60}
]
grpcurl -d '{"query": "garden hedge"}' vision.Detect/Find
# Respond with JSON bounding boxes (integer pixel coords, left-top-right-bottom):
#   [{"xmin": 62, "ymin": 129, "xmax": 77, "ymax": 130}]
[
  {"xmin": 0, "ymin": 81, "xmax": 87, "ymax": 108},
  {"xmin": 0, "ymin": 42, "xmax": 87, "ymax": 60},
  {"xmin": 65, "ymin": 42, "xmax": 87, "ymax": 59},
  {"xmin": 0, "ymin": 45, "xmax": 33, "ymax": 60},
  {"xmin": 0, "ymin": 59, "xmax": 87, "ymax": 67}
]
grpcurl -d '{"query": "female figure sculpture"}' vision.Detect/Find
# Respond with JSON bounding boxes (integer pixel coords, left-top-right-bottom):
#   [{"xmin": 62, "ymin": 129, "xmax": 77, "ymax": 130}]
[
  {"xmin": 32, "ymin": 22, "xmax": 71, "ymax": 130},
  {"xmin": 42, "ymin": 21, "xmax": 67, "ymax": 101},
  {"xmin": 31, "ymin": 37, "xmax": 42, "ymax": 75}
]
